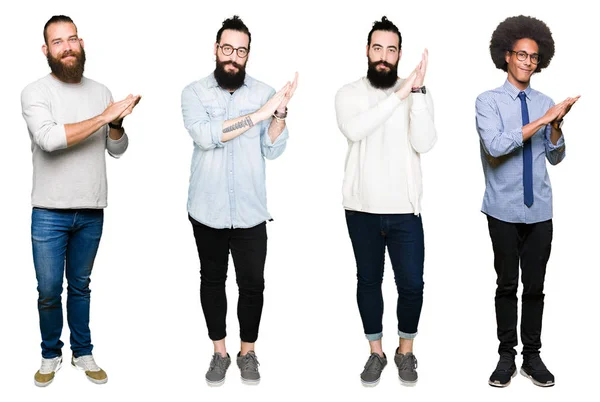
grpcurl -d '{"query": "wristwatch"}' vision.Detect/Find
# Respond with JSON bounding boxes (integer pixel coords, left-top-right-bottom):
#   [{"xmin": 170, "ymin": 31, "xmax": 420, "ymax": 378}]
[
  {"xmin": 108, "ymin": 121, "xmax": 122, "ymax": 130},
  {"xmin": 551, "ymin": 119, "xmax": 563, "ymax": 130},
  {"xmin": 411, "ymin": 86, "xmax": 426, "ymax": 94}
]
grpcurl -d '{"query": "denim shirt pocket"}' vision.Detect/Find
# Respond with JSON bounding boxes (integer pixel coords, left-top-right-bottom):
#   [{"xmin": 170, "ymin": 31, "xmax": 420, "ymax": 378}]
[{"xmin": 206, "ymin": 106, "xmax": 226, "ymax": 119}]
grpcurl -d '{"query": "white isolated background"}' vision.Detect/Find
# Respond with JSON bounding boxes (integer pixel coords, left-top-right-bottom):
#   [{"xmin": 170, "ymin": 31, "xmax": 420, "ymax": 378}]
[{"xmin": 0, "ymin": 0, "xmax": 597, "ymax": 401}]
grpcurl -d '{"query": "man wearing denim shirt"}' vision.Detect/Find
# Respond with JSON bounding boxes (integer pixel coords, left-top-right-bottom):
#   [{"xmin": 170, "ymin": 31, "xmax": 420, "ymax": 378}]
[
  {"xmin": 21, "ymin": 15, "xmax": 141, "ymax": 387},
  {"xmin": 335, "ymin": 17, "xmax": 436, "ymax": 387},
  {"xmin": 181, "ymin": 15, "xmax": 297, "ymax": 386},
  {"xmin": 476, "ymin": 15, "xmax": 579, "ymax": 388}
]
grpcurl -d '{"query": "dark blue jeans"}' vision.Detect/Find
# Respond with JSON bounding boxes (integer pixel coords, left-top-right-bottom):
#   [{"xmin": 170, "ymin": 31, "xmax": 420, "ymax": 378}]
[
  {"xmin": 31, "ymin": 208, "xmax": 104, "ymax": 358},
  {"xmin": 345, "ymin": 210, "xmax": 425, "ymax": 341}
]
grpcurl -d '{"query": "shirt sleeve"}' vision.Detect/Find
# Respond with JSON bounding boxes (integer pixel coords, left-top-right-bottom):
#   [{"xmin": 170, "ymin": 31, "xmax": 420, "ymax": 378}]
[
  {"xmin": 335, "ymin": 83, "xmax": 403, "ymax": 142},
  {"xmin": 543, "ymin": 99, "xmax": 566, "ymax": 165},
  {"xmin": 476, "ymin": 93, "xmax": 523, "ymax": 157},
  {"xmin": 21, "ymin": 84, "xmax": 68, "ymax": 152},
  {"xmin": 408, "ymin": 91, "xmax": 437, "ymax": 153},
  {"xmin": 181, "ymin": 85, "xmax": 224, "ymax": 150}
]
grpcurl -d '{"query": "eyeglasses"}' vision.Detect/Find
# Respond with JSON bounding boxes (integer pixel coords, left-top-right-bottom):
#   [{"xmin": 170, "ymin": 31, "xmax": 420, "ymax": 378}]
[
  {"xmin": 218, "ymin": 44, "xmax": 248, "ymax": 58},
  {"xmin": 509, "ymin": 50, "xmax": 540, "ymax": 65}
]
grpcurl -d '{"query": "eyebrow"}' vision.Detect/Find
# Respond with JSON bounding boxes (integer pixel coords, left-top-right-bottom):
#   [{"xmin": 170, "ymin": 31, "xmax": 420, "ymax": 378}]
[
  {"xmin": 220, "ymin": 43, "xmax": 248, "ymax": 49},
  {"xmin": 51, "ymin": 35, "xmax": 78, "ymax": 42},
  {"xmin": 372, "ymin": 43, "xmax": 398, "ymax": 50}
]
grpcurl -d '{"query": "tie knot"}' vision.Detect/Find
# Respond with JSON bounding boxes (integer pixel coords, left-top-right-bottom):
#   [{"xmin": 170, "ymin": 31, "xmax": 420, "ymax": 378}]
[{"xmin": 518, "ymin": 91, "xmax": 527, "ymax": 101}]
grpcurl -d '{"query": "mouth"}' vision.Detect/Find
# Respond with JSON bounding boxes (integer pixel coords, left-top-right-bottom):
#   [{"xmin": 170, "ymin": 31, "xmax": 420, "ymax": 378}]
[{"xmin": 518, "ymin": 67, "xmax": 532, "ymax": 73}]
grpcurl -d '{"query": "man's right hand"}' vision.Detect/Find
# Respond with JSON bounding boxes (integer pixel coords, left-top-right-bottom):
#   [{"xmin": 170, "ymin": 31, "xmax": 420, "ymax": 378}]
[
  {"xmin": 254, "ymin": 83, "xmax": 290, "ymax": 122},
  {"xmin": 396, "ymin": 69, "xmax": 418, "ymax": 100},
  {"xmin": 542, "ymin": 95, "xmax": 580, "ymax": 124},
  {"xmin": 102, "ymin": 95, "xmax": 139, "ymax": 124}
]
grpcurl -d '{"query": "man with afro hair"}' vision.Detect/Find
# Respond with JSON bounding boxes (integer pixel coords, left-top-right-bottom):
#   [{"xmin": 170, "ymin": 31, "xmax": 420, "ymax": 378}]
[{"xmin": 475, "ymin": 15, "xmax": 579, "ymax": 388}]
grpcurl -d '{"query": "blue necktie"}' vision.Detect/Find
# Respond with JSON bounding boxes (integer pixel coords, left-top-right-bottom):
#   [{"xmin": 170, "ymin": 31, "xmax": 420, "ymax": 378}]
[{"xmin": 518, "ymin": 92, "xmax": 533, "ymax": 207}]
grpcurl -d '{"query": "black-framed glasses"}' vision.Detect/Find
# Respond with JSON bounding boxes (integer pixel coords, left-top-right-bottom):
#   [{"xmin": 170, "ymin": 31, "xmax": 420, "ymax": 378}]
[
  {"xmin": 218, "ymin": 44, "xmax": 248, "ymax": 58},
  {"xmin": 509, "ymin": 50, "xmax": 540, "ymax": 65}
]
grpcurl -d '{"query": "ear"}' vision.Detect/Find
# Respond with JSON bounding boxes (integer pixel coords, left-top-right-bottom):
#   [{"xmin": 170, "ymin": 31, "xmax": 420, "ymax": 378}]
[
  {"xmin": 214, "ymin": 42, "xmax": 218, "ymax": 57},
  {"xmin": 42, "ymin": 44, "xmax": 48, "ymax": 56},
  {"xmin": 398, "ymin": 48, "xmax": 402, "ymax": 61},
  {"xmin": 365, "ymin": 44, "xmax": 369, "ymax": 57},
  {"xmin": 79, "ymin": 38, "xmax": 85, "ymax": 49},
  {"xmin": 505, "ymin": 51, "xmax": 511, "ymax": 65}
]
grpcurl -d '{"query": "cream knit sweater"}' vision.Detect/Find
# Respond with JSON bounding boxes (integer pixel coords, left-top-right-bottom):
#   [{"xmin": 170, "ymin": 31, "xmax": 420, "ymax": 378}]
[{"xmin": 335, "ymin": 77, "xmax": 437, "ymax": 215}]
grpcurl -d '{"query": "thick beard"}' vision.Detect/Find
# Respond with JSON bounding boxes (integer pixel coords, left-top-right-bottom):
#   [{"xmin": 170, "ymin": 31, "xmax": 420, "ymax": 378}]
[
  {"xmin": 366, "ymin": 59, "xmax": 398, "ymax": 89},
  {"xmin": 47, "ymin": 48, "xmax": 86, "ymax": 82},
  {"xmin": 214, "ymin": 59, "xmax": 246, "ymax": 90}
]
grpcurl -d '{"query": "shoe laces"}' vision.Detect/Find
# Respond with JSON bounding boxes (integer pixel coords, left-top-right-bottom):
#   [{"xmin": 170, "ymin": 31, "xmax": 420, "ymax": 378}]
[
  {"xmin": 208, "ymin": 354, "xmax": 229, "ymax": 373},
  {"xmin": 364, "ymin": 354, "xmax": 385, "ymax": 373},
  {"xmin": 75, "ymin": 355, "xmax": 100, "ymax": 371},
  {"xmin": 240, "ymin": 353, "xmax": 260, "ymax": 372},
  {"xmin": 398, "ymin": 354, "xmax": 417, "ymax": 371}
]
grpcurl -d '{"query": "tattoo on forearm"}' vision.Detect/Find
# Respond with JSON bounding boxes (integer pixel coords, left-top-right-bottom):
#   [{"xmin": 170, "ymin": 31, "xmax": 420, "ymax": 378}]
[{"xmin": 222, "ymin": 116, "xmax": 255, "ymax": 133}]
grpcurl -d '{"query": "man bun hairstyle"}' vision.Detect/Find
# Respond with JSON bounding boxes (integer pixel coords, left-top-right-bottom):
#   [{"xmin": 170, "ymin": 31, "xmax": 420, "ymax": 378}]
[
  {"xmin": 216, "ymin": 15, "xmax": 251, "ymax": 51},
  {"xmin": 367, "ymin": 16, "xmax": 402, "ymax": 48}
]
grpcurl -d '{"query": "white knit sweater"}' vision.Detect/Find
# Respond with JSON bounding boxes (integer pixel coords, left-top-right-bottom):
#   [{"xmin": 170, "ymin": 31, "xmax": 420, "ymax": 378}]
[{"xmin": 335, "ymin": 77, "xmax": 437, "ymax": 215}]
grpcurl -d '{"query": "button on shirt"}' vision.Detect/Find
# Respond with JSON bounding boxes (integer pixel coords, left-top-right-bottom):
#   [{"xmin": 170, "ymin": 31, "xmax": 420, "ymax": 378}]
[
  {"xmin": 475, "ymin": 80, "xmax": 566, "ymax": 224},
  {"xmin": 182, "ymin": 73, "xmax": 288, "ymax": 229}
]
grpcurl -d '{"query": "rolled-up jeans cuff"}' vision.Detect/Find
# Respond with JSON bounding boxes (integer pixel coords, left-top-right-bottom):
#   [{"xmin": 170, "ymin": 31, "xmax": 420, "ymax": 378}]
[
  {"xmin": 398, "ymin": 330, "xmax": 417, "ymax": 340},
  {"xmin": 365, "ymin": 332, "xmax": 383, "ymax": 341}
]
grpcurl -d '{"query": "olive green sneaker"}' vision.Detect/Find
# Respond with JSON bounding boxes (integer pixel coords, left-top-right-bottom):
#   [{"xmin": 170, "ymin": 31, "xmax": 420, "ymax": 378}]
[
  {"xmin": 34, "ymin": 356, "xmax": 62, "ymax": 387},
  {"xmin": 71, "ymin": 355, "xmax": 108, "ymax": 384}
]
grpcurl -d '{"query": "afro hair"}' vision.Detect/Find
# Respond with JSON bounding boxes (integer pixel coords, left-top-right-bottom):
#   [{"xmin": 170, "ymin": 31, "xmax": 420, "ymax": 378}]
[{"xmin": 489, "ymin": 15, "xmax": 555, "ymax": 73}]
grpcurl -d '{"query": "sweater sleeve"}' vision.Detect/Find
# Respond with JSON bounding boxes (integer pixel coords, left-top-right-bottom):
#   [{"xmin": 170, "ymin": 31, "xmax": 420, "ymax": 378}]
[
  {"xmin": 21, "ymin": 84, "xmax": 68, "ymax": 152},
  {"xmin": 335, "ymin": 82, "xmax": 403, "ymax": 142},
  {"xmin": 408, "ymin": 91, "xmax": 437, "ymax": 153}
]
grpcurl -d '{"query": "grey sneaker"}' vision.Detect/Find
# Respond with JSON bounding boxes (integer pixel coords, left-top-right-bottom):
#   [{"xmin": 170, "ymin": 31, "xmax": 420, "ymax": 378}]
[
  {"xmin": 237, "ymin": 351, "xmax": 260, "ymax": 384},
  {"xmin": 206, "ymin": 353, "xmax": 231, "ymax": 386},
  {"xmin": 394, "ymin": 350, "xmax": 418, "ymax": 386},
  {"xmin": 34, "ymin": 356, "xmax": 62, "ymax": 387},
  {"xmin": 360, "ymin": 353, "xmax": 387, "ymax": 387}
]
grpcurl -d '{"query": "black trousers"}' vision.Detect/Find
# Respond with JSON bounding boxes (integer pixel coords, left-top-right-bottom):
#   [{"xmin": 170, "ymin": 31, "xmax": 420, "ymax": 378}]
[
  {"xmin": 487, "ymin": 215, "xmax": 553, "ymax": 356},
  {"xmin": 189, "ymin": 216, "xmax": 267, "ymax": 343}
]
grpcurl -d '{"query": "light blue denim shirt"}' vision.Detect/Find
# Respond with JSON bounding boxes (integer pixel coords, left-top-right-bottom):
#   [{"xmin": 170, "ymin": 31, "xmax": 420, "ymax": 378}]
[
  {"xmin": 475, "ymin": 80, "xmax": 565, "ymax": 224},
  {"xmin": 182, "ymin": 73, "xmax": 288, "ymax": 229}
]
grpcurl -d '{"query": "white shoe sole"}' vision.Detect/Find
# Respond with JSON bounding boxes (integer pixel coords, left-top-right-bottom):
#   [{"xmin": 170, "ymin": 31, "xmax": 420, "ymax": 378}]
[
  {"xmin": 488, "ymin": 369, "xmax": 517, "ymax": 388},
  {"xmin": 399, "ymin": 377, "xmax": 418, "ymax": 387},
  {"xmin": 361, "ymin": 377, "xmax": 380, "ymax": 387},
  {"xmin": 241, "ymin": 376, "xmax": 260, "ymax": 385},
  {"xmin": 519, "ymin": 368, "xmax": 554, "ymax": 387},
  {"xmin": 206, "ymin": 376, "xmax": 226, "ymax": 387},
  {"xmin": 34, "ymin": 359, "xmax": 62, "ymax": 387}
]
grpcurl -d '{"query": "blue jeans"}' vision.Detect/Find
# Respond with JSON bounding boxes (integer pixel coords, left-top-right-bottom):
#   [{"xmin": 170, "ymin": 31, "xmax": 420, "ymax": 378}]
[
  {"xmin": 31, "ymin": 208, "xmax": 104, "ymax": 358},
  {"xmin": 345, "ymin": 210, "xmax": 425, "ymax": 341}
]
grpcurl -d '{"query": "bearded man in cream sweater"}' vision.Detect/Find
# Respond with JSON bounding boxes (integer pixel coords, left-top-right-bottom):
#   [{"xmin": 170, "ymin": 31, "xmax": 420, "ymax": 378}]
[{"xmin": 335, "ymin": 16, "xmax": 437, "ymax": 387}]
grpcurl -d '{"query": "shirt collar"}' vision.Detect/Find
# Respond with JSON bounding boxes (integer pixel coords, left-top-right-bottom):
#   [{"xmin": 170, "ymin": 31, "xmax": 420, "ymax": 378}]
[{"xmin": 503, "ymin": 79, "xmax": 533, "ymax": 100}]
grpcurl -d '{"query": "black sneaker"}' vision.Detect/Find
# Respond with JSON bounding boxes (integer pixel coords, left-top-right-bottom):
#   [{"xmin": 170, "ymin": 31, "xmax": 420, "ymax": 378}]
[
  {"xmin": 489, "ymin": 354, "xmax": 516, "ymax": 387},
  {"xmin": 520, "ymin": 354, "xmax": 555, "ymax": 387}
]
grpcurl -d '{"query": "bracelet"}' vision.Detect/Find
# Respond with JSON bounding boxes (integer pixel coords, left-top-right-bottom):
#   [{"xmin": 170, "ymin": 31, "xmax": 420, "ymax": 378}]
[
  {"xmin": 272, "ymin": 113, "xmax": 286, "ymax": 122},
  {"xmin": 273, "ymin": 107, "xmax": 288, "ymax": 119},
  {"xmin": 108, "ymin": 121, "xmax": 122, "ymax": 130}
]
